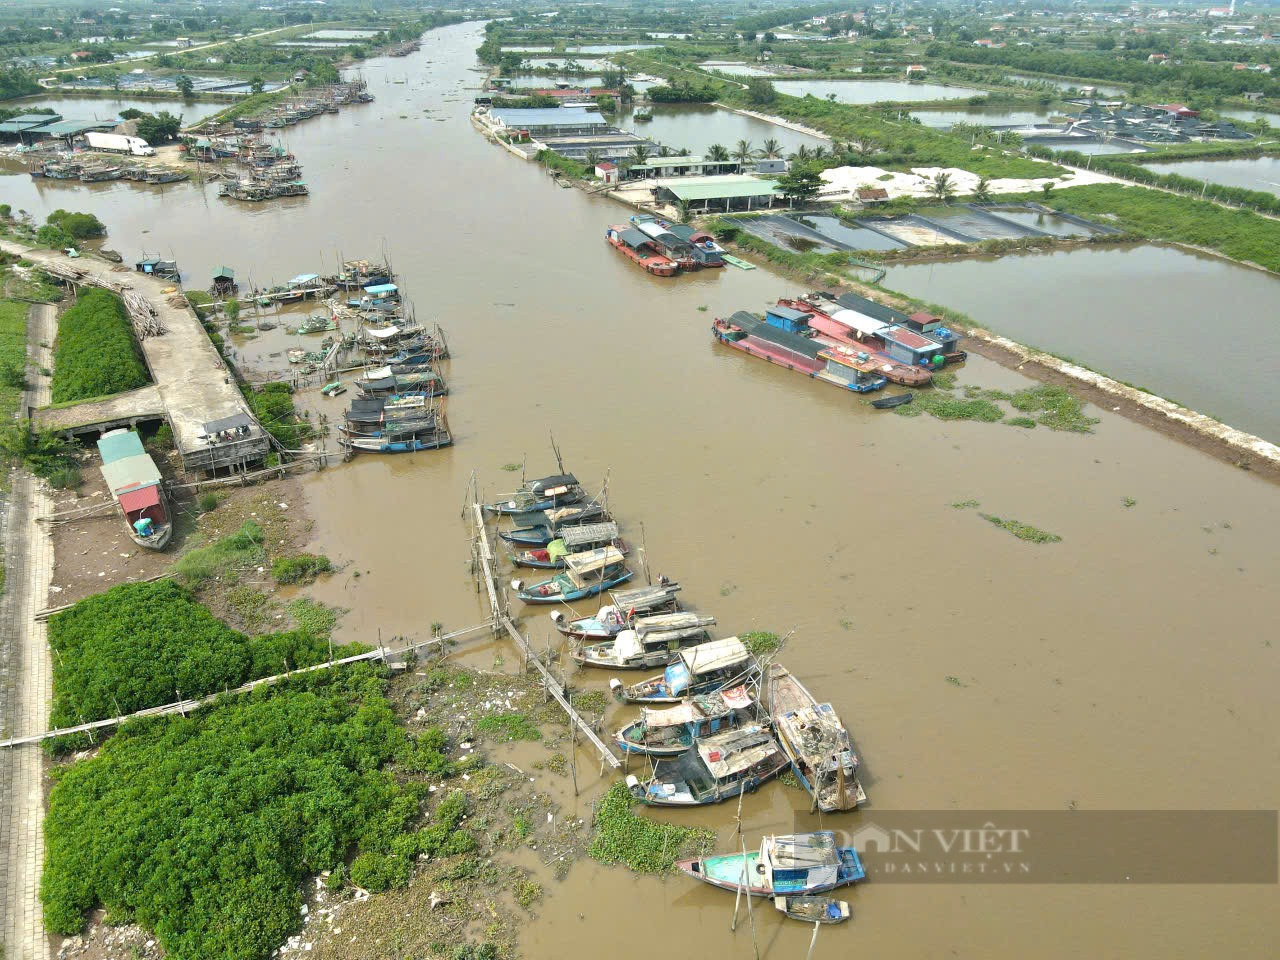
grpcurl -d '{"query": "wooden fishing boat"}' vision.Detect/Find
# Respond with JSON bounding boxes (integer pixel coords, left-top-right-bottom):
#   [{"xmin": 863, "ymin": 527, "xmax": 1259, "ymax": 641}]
[
  {"xmin": 355, "ymin": 370, "xmax": 447, "ymax": 397},
  {"xmin": 549, "ymin": 581, "xmax": 683, "ymax": 638},
  {"xmin": 611, "ymin": 638, "xmax": 755, "ymax": 704},
  {"xmin": 573, "ymin": 611, "xmax": 715, "ymax": 669},
  {"xmin": 510, "ymin": 522, "xmax": 621, "ymax": 568},
  {"xmin": 96, "ymin": 429, "xmax": 172, "ymax": 550},
  {"xmin": 871, "ymin": 393, "xmax": 913, "ymax": 409},
  {"xmin": 605, "ymin": 224, "xmax": 678, "ymax": 277},
  {"xmin": 774, "ymin": 897, "xmax": 850, "ymax": 924},
  {"xmin": 677, "ymin": 831, "xmax": 865, "ymax": 898},
  {"xmin": 609, "ymin": 581, "xmax": 682, "ymax": 615},
  {"xmin": 765, "ymin": 664, "xmax": 866, "ymax": 812},
  {"xmin": 484, "ymin": 474, "xmax": 585, "ymax": 516},
  {"xmin": 614, "ymin": 685, "xmax": 757, "ymax": 756},
  {"xmin": 498, "ymin": 502, "xmax": 608, "ymax": 546},
  {"xmin": 511, "ymin": 547, "xmax": 631, "ymax": 604},
  {"xmin": 626, "ymin": 724, "xmax": 789, "ymax": 807}
]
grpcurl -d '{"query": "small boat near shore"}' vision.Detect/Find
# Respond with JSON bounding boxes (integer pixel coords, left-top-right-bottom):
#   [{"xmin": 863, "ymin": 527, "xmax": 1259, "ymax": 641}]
[
  {"xmin": 510, "ymin": 521, "xmax": 621, "ymax": 568},
  {"xmin": 614, "ymin": 685, "xmax": 757, "ymax": 756},
  {"xmin": 677, "ymin": 831, "xmax": 865, "ymax": 898},
  {"xmin": 572, "ymin": 611, "xmax": 716, "ymax": 669},
  {"xmin": 96, "ymin": 429, "xmax": 172, "ymax": 550},
  {"xmin": 499, "ymin": 502, "xmax": 609, "ymax": 545},
  {"xmin": 625, "ymin": 724, "xmax": 790, "ymax": 806},
  {"xmin": 512, "ymin": 546, "xmax": 631, "ymax": 603},
  {"xmin": 775, "ymin": 896, "xmax": 850, "ymax": 924},
  {"xmin": 872, "ymin": 392, "xmax": 913, "ymax": 409},
  {"xmin": 765, "ymin": 664, "xmax": 866, "ymax": 812},
  {"xmin": 485, "ymin": 474, "xmax": 586, "ymax": 515},
  {"xmin": 611, "ymin": 637, "xmax": 754, "ymax": 704}
]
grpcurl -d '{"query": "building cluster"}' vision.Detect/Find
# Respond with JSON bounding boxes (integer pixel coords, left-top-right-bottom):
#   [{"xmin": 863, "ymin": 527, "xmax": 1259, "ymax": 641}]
[{"xmin": 1067, "ymin": 102, "xmax": 1255, "ymax": 143}]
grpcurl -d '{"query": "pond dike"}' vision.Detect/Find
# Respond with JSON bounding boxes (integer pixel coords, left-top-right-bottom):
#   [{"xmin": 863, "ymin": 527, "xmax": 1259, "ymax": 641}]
[{"xmin": 1, "ymin": 242, "xmax": 271, "ymax": 473}]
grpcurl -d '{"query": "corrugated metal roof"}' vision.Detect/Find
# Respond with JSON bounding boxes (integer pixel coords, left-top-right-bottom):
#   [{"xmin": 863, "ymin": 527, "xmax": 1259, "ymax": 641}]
[
  {"xmin": 100, "ymin": 453, "xmax": 162, "ymax": 494},
  {"xmin": 96, "ymin": 429, "xmax": 145, "ymax": 465},
  {"xmin": 118, "ymin": 485, "xmax": 160, "ymax": 513},
  {"xmin": 34, "ymin": 119, "xmax": 114, "ymax": 135},
  {"xmin": 662, "ymin": 176, "xmax": 780, "ymax": 202},
  {"xmin": 881, "ymin": 326, "xmax": 934, "ymax": 351},
  {"xmin": 616, "ymin": 228, "xmax": 652, "ymax": 249},
  {"xmin": 7, "ymin": 113, "xmax": 61, "ymax": 124},
  {"xmin": 212, "ymin": 265, "xmax": 235, "ymax": 279}
]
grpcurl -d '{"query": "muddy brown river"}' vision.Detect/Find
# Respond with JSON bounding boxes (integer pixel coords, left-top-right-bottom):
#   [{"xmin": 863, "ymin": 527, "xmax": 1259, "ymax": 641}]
[{"xmin": 6, "ymin": 22, "xmax": 1279, "ymax": 959}]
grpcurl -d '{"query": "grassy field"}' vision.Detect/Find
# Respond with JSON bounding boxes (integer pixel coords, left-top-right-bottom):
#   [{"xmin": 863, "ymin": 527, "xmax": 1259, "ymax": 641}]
[{"xmin": 0, "ymin": 300, "xmax": 30, "ymax": 420}]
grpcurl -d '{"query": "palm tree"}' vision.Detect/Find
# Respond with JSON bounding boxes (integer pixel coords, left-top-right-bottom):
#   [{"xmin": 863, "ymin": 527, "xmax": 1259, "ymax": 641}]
[
  {"xmin": 929, "ymin": 170, "xmax": 955, "ymax": 203},
  {"xmin": 998, "ymin": 130, "xmax": 1023, "ymax": 148},
  {"xmin": 973, "ymin": 175, "xmax": 993, "ymax": 204},
  {"xmin": 632, "ymin": 144, "xmax": 652, "ymax": 164},
  {"xmin": 811, "ymin": 145, "xmax": 827, "ymax": 161},
  {"xmin": 761, "ymin": 137, "xmax": 783, "ymax": 159},
  {"xmin": 733, "ymin": 139, "xmax": 756, "ymax": 166},
  {"xmin": 707, "ymin": 143, "xmax": 730, "ymax": 173},
  {"xmin": 790, "ymin": 144, "xmax": 812, "ymax": 163},
  {"xmin": 675, "ymin": 198, "xmax": 693, "ymax": 222},
  {"xmin": 677, "ymin": 147, "xmax": 691, "ymax": 156},
  {"xmin": 585, "ymin": 148, "xmax": 602, "ymax": 167},
  {"xmin": 658, "ymin": 145, "xmax": 674, "ymax": 157}
]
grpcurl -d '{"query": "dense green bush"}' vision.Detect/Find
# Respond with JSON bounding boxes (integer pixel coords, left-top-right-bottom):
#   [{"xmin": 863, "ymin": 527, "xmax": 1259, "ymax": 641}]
[
  {"xmin": 46, "ymin": 579, "xmax": 364, "ymax": 730},
  {"xmin": 51, "ymin": 289, "xmax": 149, "ymax": 404},
  {"xmin": 270, "ymin": 552, "xmax": 331, "ymax": 584},
  {"xmin": 242, "ymin": 382, "xmax": 309, "ymax": 449},
  {"xmin": 0, "ymin": 422, "xmax": 80, "ymax": 485},
  {"xmin": 41, "ymin": 666, "xmax": 464, "ymax": 958}
]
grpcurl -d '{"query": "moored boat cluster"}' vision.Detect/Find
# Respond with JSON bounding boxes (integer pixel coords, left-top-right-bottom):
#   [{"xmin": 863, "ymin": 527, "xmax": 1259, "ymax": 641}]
[{"xmin": 484, "ymin": 467, "xmax": 868, "ymax": 915}]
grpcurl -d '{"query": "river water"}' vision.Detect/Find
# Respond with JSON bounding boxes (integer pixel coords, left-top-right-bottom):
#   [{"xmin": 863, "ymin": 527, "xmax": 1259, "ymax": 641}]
[
  {"xmin": 886, "ymin": 244, "xmax": 1280, "ymax": 441},
  {"xmin": 10, "ymin": 94, "xmax": 229, "ymax": 124},
  {"xmin": 6, "ymin": 22, "xmax": 1280, "ymax": 960}
]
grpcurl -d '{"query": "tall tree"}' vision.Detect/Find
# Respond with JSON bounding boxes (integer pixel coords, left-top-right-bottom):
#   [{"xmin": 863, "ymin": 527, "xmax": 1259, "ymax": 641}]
[
  {"xmin": 175, "ymin": 75, "xmax": 194, "ymax": 98},
  {"xmin": 929, "ymin": 170, "xmax": 955, "ymax": 202},
  {"xmin": 733, "ymin": 139, "xmax": 756, "ymax": 165},
  {"xmin": 760, "ymin": 137, "xmax": 783, "ymax": 159}
]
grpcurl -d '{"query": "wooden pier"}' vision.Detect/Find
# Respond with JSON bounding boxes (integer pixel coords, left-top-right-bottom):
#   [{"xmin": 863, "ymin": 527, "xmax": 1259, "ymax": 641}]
[{"xmin": 469, "ymin": 503, "xmax": 622, "ymax": 770}]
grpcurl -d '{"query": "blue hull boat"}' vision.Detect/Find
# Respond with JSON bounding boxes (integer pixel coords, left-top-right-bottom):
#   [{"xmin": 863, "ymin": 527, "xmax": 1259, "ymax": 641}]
[{"xmin": 512, "ymin": 568, "xmax": 633, "ymax": 604}]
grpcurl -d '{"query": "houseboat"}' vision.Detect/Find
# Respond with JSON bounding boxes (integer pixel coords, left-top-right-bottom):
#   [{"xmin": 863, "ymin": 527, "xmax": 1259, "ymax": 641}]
[
  {"xmin": 499, "ymin": 502, "xmax": 609, "ymax": 546},
  {"xmin": 625, "ymin": 724, "xmax": 790, "ymax": 806},
  {"xmin": 678, "ymin": 832, "xmax": 865, "ymax": 898},
  {"xmin": 628, "ymin": 215, "xmax": 699, "ymax": 270},
  {"xmin": 571, "ymin": 611, "xmax": 716, "ymax": 669},
  {"xmin": 510, "ymin": 521, "xmax": 622, "ymax": 568},
  {"xmin": 712, "ymin": 312, "xmax": 887, "ymax": 393},
  {"xmin": 605, "ymin": 224, "xmax": 678, "ymax": 277},
  {"xmin": 765, "ymin": 664, "xmax": 866, "ymax": 812},
  {"xmin": 901, "ymin": 310, "xmax": 967, "ymax": 364},
  {"xmin": 832, "ymin": 291, "xmax": 957, "ymax": 368},
  {"xmin": 614, "ymin": 685, "xmax": 757, "ymax": 756},
  {"xmin": 611, "ymin": 637, "xmax": 755, "ymax": 704},
  {"xmin": 774, "ymin": 298, "xmax": 933, "ymax": 386},
  {"xmin": 96, "ymin": 429, "xmax": 171, "ymax": 550},
  {"xmin": 511, "ymin": 546, "xmax": 631, "ymax": 604},
  {"xmin": 484, "ymin": 474, "xmax": 586, "ymax": 515},
  {"xmin": 666, "ymin": 223, "xmax": 726, "ymax": 267}
]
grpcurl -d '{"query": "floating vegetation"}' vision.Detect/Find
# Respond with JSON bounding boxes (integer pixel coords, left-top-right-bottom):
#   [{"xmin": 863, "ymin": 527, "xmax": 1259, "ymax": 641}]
[
  {"xmin": 944, "ymin": 676, "xmax": 966, "ymax": 687},
  {"xmin": 980, "ymin": 513, "xmax": 1062, "ymax": 544},
  {"xmin": 500, "ymin": 462, "xmax": 522, "ymax": 472},
  {"xmin": 1122, "ymin": 497, "xmax": 1137, "ymax": 508},
  {"xmin": 932, "ymin": 371, "xmax": 958, "ymax": 390},
  {"xmin": 950, "ymin": 499, "xmax": 980, "ymax": 509},
  {"xmin": 473, "ymin": 713, "xmax": 542, "ymax": 742},
  {"xmin": 897, "ymin": 390, "xmax": 1005, "ymax": 423},
  {"xmin": 589, "ymin": 782, "xmax": 715, "ymax": 873},
  {"xmin": 741, "ymin": 631, "xmax": 781, "ymax": 656},
  {"xmin": 1010, "ymin": 385, "xmax": 1100, "ymax": 433},
  {"xmin": 1007, "ymin": 417, "xmax": 1037, "ymax": 428}
]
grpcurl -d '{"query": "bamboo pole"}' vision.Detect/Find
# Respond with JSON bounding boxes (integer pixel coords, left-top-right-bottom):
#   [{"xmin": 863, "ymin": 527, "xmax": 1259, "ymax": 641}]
[{"xmin": 806, "ymin": 920, "xmax": 821, "ymax": 960}]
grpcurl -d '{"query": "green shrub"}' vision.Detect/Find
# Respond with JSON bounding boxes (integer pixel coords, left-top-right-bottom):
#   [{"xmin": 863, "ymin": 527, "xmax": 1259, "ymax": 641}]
[
  {"xmin": 270, "ymin": 552, "xmax": 331, "ymax": 585},
  {"xmin": 0, "ymin": 421, "xmax": 79, "ymax": 482},
  {"xmin": 198, "ymin": 492, "xmax": 218, "ymax": 512},
  {"xmin": 47, "ymin": 578, "xmax": 366, "ymax": 731},
  {"xmin": 40, "ymin": 667, "xmax": 423, "ymax": 956},
  {"xmin": 51, "ymin": 289, "xmax": 149, "ymax": 404},
  {"xmin": 151, "ymin": 423, "xmax": 174, "ymax": 450},
  {"xmin": 174, "ymin": 521, "xmax": 264, "ymax": 585}
]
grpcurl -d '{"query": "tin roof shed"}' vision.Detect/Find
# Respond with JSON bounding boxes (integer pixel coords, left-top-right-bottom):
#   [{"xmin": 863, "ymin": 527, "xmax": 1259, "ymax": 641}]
[{"xmin": 212, "ymin": 265, "xmax": 235, "ymax": 280}]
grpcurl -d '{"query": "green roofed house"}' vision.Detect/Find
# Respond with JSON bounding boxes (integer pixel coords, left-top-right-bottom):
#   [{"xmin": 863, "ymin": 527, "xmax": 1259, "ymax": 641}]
[
  {"xmin": 654, "ymin": 175, "xmax": 783, "ymax": 213},
  {"xmin": 210, "ymin": 265, "xmax": 237, "ymax": 296}
]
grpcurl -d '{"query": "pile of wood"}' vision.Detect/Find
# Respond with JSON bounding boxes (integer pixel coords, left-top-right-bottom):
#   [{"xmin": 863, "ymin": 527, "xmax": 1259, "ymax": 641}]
[{"xmin": 36, "ymin": 260, "xmax": 168, "ymax": 339}]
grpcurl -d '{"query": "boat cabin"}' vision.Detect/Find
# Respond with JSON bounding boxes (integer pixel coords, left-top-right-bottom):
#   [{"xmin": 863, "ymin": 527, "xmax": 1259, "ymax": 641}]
[
  {"xmin": 665, "ymin": 224, "xmax": 725, "ymax": 266},
  {"xmin": 135, "ymin": 256, "xmax": 178, "ymax": 279},
  {"xmin": 634, "ymin": 723, "xmax": 784, "ymax": 804},
  {"xmin": 818, "ymin": 349, "xmax": 888, "ymax": 391},
  {"xmin": 904, "ymin": 311, "xmax": 963, "ymax": 355},
  {"xmin": 665, "ymin": 638, "xmax": 750, "ymax": 695},
  {"xmin": 877, "ymin": 325, "xmax": 945, "ymax": 368},
  {"xmin": 765, "ymin": 305, "xmax": 816, "ymax": 334},
  {"xmin": 627, "ymin": 686, "xmax": 754, "ymax": 749},
  {"xmin": 759, "ymin": 833, "xmax": 849, "ymax": 894}
]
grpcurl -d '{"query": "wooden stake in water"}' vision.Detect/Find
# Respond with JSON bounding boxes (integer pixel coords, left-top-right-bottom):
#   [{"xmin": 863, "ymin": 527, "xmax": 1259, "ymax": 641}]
[{"xmin": 742, "ymin": 835, "xmax": 760, "ymax": 960}]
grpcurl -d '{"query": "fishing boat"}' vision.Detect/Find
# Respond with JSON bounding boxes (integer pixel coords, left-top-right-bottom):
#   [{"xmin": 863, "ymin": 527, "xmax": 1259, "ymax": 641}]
[
  {"xmin": 550, "ymin": 582, "xmax": 683, "ymax": 639},
  {"xmin": 774, "ymin": 897, "xmax": 850, "ymax": 924},
  {"xmin": 712, "ymin": 313, "xmax": 888, "ymax": 395},
  {"xmin": 765, "ymin": 664, "xmax": 866, "ymax": 812},
  {"xmin": 96, "ymin": 429, "xmax": 172, "ymax": 550},
  {"xmin": 510, "ymin": 522, "xmax": 622, "ymax": 568},
  {"xmin": 614, "ymin": 685, "xmax": 757, "ymax": 756},
  {"xmin": 355, "ymin": 370, "xmax": 447, "ymax": 397},
  {"xmin": 484, "ymin": 474, "xmax": 585, "ymax": 516},
  {"xmin": 609, "ymin": 581, "xmax": 682, "ymax": 615},
  {"xmin": 677, "ymin": 831, "xmax": 865, "ymax": 898},
  {"xmin": 498, "ymin": 502, "xmax": 608, "ymax": 546},
  {"xmin": 605, "ymin": 224, "xmax": 678, "ymax": 277},
  {"xmin": 573, "ymin": 611, "xmax": 716, "ymax": 669},
  {"xmin": 338, "ymin": 408, "xmax": 451, "ymax": 453},
  {"xmin": 625, "ymin": 724, "xmax": 789, "ymax": 806},
  {"xmin": 871, "ymin": 393, "xmax": 912, "ymax": 409},
  {"xmin": 511, "ymin": 547, "xmax": 631, "ymax": 604},
  {"xmin": 611, "ymin": 638, "xmax": 755, "ymax": 704}
]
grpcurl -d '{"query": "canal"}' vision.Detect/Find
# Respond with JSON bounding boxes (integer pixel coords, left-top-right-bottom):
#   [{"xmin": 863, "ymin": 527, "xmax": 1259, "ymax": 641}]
[
  {"xmin": 885, "ymin": 243, "xmax": 1280, "ymax": 442},
  {"xmin": 10, "ymin": 21, "xmax": 1280, "ymax": 960}
]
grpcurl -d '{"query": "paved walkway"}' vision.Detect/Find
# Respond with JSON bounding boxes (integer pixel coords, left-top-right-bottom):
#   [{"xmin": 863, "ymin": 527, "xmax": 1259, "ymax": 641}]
[{"xmin": 0, "ymin": 303, "xmax": 57, "ymax": 960}]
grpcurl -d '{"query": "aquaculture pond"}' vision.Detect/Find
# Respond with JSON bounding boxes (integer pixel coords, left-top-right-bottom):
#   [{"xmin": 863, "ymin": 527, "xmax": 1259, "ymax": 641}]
[
  {"xmin": 911, "ymin": 106, "xmax": 1057, "ymax": 128},
  {"xmin": 772, "ymin": 79, "xmax": 987, "ymax": 104},
  {"xmin": 1138, "ymin": 156, "xmax": 1280, "ymax": 196}
]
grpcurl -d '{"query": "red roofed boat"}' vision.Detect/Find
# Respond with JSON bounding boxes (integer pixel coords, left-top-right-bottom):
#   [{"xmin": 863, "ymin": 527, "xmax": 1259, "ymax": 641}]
[
  {"xmin": 774, "ymin": 298, "xmax": 933, "ymax": 386},
  {"xmin": 606, "ymin": 224, "xmax": 678, "ymax": 276}
]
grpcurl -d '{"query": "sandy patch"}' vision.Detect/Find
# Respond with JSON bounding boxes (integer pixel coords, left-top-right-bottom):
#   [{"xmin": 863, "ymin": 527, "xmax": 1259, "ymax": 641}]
[{"xmin": 820, "ymin": 163, "xmax": 1120, "ymax": 200}]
